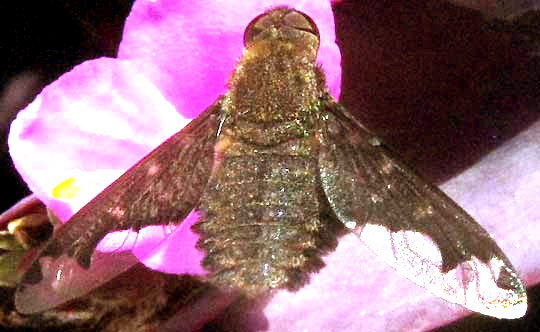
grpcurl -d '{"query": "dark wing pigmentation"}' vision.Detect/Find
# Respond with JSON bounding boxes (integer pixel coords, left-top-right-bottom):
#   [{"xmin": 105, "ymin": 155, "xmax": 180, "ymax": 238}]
[
  {"xmin": 317, "ymin": 99, "xmax": 527, "ymax": 318},
  {"xmin": 15, "ymin": 100, "xmax": 223, "ymax": 313}
]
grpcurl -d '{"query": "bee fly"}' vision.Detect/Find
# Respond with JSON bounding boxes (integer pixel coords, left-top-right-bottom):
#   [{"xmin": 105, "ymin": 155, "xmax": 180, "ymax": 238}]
[{"xmin": 17, "ymin": 6, "xmax": 527, "ymax": 319}]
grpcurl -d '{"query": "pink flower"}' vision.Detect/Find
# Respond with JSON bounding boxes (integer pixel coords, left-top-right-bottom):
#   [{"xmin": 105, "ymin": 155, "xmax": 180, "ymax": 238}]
[
  {"xmin": 9, "ymin": 0, "xmax": 340, "ymax": 275},
  {"xmin": 7, "ymin": 0, "xmax": 539, "ymax": 330}
]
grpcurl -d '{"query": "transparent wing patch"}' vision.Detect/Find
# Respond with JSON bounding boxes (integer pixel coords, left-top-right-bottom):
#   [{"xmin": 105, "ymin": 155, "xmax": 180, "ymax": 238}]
[
  {"xmin": 15, "ymin": 211, "xmax": 205, "ymax": 314},
  {"xmin": 356, "ymin": 223, "xmax": 526, "ymax": 318}
]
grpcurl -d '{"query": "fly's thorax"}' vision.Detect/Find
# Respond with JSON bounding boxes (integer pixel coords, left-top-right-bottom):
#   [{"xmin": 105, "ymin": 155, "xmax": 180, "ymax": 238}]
[{"xmin": 222, "ymin": 40, "xmax": 327, "ymax": 146}]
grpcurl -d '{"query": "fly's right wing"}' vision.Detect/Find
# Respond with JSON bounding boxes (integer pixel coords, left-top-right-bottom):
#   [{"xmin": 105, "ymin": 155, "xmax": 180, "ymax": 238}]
[{"xmin": 317, "ymin": 99, "xmax": 527, "ymax": 319}]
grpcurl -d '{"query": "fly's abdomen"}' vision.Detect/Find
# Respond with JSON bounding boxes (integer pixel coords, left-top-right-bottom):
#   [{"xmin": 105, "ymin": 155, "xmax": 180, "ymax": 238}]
[{"xmin": 194, "ymin": 138, "xmax": 331, "ymax": 294}]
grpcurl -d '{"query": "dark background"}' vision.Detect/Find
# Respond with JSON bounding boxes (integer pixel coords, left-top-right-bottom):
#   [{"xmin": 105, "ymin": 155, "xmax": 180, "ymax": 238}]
[{"xmin": 0, "ymin": 0, "xmax": 538, "ymax": 330}]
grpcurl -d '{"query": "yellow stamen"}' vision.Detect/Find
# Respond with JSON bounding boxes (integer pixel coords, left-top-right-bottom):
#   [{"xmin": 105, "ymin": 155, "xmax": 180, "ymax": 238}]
[{"xmin": 52, "ymin": 177, "xmax": 80, "ymax": 199}]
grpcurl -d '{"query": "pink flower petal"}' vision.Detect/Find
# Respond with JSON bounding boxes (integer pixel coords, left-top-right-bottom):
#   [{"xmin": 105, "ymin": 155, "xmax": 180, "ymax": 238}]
[
  {"xmin": 131, "ymin": 212, "xmax": 205, "ymax": 275},
  {"xmin": 9, "ymin": 58, "xmax": 187, "ymax": 221},
  {"xmin": 119, "ymin": 0, "xmax": 341, "ymax": 117},
  {"xmin": 95, "ymin": 211, "xmax": 205, "ymax": 275}
]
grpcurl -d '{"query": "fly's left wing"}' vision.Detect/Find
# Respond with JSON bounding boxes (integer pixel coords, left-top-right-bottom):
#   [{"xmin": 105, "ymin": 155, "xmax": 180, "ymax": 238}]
[
  {"xmin": 15, "ymin": 100, "xmax": 224, "ymax": 314},
  {"xmin": 317, "ymin": 98, "xmax": 527, "ymax": 319}
]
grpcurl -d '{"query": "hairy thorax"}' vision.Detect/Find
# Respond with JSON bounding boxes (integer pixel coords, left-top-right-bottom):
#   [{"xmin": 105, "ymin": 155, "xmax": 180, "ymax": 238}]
[{"xmin": 223, "ymin": 40, "xmax": 325, "ymax": 145}]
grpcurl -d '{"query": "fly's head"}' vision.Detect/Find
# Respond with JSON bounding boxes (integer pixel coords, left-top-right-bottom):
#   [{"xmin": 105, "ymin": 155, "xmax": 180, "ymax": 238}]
[{"xmin": 243, "ymin": 6, "xmax": 320, "ymax": 63}]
